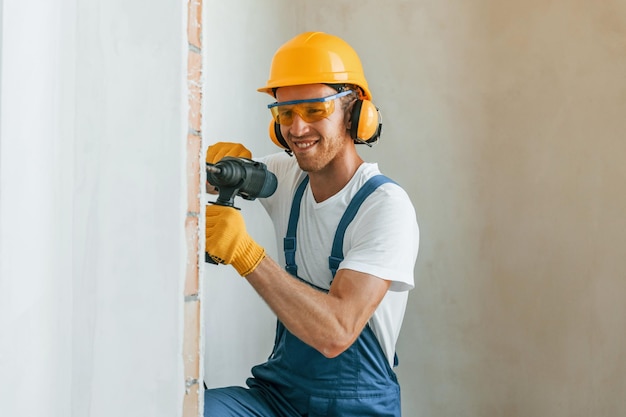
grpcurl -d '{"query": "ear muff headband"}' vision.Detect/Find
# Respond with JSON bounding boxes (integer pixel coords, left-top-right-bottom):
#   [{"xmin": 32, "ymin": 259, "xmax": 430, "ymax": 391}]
[{"xmin": 268, "ymin": 99, "xmax": 382, "ymax": 150}]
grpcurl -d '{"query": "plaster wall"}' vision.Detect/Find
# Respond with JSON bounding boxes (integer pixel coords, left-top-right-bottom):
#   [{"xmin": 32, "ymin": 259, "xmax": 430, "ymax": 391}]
[
  {"xmin": 203, "ymin": 1, "xmax": 626, "ymax": 416},
  {"xmin": 0, "ymin": 0, "xmax": 188, "ymax": 416},
  {"xmin": 201, "ymin": 0, "xmax": 294, "ymax": 387}
]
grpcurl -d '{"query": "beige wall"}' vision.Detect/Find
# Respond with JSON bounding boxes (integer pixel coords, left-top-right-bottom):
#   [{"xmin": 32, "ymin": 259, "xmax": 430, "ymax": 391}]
[
  {"xmin": 204, "ymin": 1, "xmax": 626, "ymax": 416},
  {"xmin": 297, "ymin": 1, "xmax": 626, "ymax": 416}
]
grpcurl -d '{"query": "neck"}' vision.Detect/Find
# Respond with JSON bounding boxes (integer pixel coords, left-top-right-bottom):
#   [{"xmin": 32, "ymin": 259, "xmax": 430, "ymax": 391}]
[{"xmin": 308, "ymin": 147, "xmax": 364, "ymax": 203}]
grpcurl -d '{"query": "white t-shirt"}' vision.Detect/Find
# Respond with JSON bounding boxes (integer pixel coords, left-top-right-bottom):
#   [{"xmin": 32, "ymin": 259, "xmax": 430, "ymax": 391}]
[{"xmin": 258, "ymin": 152, "xmax": 419, "ymax": 366}]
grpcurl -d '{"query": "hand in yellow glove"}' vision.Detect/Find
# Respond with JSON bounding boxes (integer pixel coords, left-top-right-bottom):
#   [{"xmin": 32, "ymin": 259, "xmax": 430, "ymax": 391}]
[
  {"xmin": 206, "ymin": 142, "xmax": 253, "ymax": 194},
  {"xmin": 205, "ymin": 204, "xmax": 266, "ymax": 276},
  {"xmin": 205, "ymin": 142, "xmax": 252, "ymax": 164}
]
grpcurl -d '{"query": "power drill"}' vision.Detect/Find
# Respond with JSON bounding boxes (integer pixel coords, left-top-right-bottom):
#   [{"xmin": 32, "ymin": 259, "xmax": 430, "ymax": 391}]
[{"xmin": 205, "ymin": 156, "xmax": 278, "ymax": 263}]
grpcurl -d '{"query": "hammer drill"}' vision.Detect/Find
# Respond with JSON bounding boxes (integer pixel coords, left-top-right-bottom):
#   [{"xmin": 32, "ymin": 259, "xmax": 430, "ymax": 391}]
[{"xmin": 205, "ymin": 156, "xmax": 277, "ymax": 263}]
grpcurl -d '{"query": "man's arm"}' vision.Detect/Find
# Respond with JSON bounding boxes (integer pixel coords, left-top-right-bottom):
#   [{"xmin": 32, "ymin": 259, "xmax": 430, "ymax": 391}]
[
  {"xmin": 205, "ymin": 203, "xmax": 392, "ymax": 357},
  {"xmin": 245, "ymin": 256, "xmax": 391, "ymax": 358}
]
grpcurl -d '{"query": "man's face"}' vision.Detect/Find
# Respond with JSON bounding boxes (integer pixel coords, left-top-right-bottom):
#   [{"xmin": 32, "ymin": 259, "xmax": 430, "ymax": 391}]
[{"xmin": 275, "ymin": 84, "xmax": 352, "ymax": 173}]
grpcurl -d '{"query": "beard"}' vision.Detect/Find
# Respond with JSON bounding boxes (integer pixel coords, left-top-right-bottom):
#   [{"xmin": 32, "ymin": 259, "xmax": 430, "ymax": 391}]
[{"xmin": 288, "ymin": 131, "xmax": 349, "ymax": 173}]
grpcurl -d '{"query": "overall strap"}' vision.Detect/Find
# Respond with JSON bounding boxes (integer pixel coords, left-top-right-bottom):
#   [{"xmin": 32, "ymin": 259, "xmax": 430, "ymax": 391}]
[
  {"xmin": 328, "ymin": 175, "xmax": 397, "ymax": 278},
  {"xmin": 284, "ymin": 175, "xmax": 309, "ymax": 277}
]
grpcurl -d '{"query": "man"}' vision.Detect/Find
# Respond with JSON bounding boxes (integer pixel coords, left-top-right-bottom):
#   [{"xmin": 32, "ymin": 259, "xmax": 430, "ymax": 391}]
[{"xmin": 204, "ymin": 31, "xmax": 419, "ymax": 417}]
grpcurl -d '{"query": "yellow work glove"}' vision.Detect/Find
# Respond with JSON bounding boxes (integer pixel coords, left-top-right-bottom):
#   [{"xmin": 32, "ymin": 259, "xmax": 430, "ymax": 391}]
[
  {"xmin": 205, "ymin": 204, "xmax": 266, "ymax": 276},
  {"xmin": 206, "ymin": 142, "xmax": 252, "ymax": 164}
]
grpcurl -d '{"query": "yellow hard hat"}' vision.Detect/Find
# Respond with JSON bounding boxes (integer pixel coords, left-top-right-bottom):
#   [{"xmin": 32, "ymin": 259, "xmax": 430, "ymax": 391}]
[{"xmin": 258, "ymin": 32, "xmax": 372, "ymax": 100}]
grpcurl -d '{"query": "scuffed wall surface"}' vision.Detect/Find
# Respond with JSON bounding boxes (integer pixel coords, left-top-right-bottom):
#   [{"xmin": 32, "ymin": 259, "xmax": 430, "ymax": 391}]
[{"xmin": 183, "ymin": 0, "xmax": 204, "ymax": 415}]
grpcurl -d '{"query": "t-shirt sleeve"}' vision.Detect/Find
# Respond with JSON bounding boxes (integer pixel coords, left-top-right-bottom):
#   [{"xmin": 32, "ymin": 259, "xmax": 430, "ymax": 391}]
[
  {"xmin": 255, "ymin": 152, "xmax": 297, "ymax": 217},
  {"xmin": 338, "ymin": 184, "xmax": 419, "ymax": 292}
]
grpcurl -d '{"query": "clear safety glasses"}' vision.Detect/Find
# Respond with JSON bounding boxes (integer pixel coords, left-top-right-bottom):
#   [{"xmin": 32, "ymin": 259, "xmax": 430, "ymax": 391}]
[{"xmin": 268, "ymin": 90, "xmax": 353, "ymax": 126}]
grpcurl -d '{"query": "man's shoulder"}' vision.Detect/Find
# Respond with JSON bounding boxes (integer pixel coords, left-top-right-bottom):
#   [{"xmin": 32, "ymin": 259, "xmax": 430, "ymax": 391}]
[{"xmin": 356, "ymin": 164, "xmax": 412, "ymax": 205}]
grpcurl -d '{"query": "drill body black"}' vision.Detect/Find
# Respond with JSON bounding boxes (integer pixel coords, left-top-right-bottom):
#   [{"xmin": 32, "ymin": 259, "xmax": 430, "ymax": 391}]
[
  {"xmin": 205, "ymin": 157, "xmax": 277, "ymax": 264},
  {"xmin": 206, "ymin": 157, "xmax": 277, "ymax": 208}
]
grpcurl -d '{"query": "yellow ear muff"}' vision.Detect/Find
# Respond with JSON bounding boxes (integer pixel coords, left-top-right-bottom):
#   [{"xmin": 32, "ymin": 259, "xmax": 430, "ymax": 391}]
[
  {"xmin": 268, "ymin": 120, "xmax": 290, "ymax": 150},
  {"xmin": 350, "ymin": 99, "xmax": 382, "ymax": 144}
]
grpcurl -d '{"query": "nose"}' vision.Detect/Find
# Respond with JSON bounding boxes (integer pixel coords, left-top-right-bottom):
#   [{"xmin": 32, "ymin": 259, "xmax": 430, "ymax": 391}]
[{"xmin": 288, "ymin": 114, "xmax": 310, "ymax": 137}]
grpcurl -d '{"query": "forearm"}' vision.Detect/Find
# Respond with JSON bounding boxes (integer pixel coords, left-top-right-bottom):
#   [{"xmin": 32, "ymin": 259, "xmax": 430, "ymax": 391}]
[{"xmin": 244, "ymin": 256, "xmax": 368, "ymax": 358}]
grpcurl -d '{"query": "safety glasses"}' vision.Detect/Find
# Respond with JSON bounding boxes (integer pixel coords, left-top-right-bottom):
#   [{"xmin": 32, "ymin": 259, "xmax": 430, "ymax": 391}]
[{"xmin": 268, "ymin": 90, "xmax": 353, "ymax": 126}]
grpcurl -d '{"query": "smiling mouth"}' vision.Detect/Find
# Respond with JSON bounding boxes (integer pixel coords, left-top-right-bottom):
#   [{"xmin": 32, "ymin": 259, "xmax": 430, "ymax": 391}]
[{"xmin": 293, "ymin": 141, "xmax": 317, "ymax": 150}]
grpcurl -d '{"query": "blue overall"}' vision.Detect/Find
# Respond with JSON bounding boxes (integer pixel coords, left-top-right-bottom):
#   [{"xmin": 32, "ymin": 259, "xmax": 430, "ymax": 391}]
[{"xmin": 205, "ymin": 175, "xmax": 402, "ymax": 417}]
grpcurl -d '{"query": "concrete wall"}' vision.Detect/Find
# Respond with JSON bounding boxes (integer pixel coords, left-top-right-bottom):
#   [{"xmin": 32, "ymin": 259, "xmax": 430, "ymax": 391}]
[
  {"xmin": 204, "ymin": 1, "xmax": 626, "ymax": 416},
  {"xmin": 0, "ymin": 1, "xmax": 188, "ymax": 416}
]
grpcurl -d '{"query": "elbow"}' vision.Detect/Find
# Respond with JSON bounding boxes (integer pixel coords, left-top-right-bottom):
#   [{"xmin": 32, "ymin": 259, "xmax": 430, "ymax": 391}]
[
  {"xmin": 318, "ymin": 333, "xmax": 356, "ymax": 359},
  {"xmin": 322, "ymin": 348, "xmax": 346, "ymax": 359}
]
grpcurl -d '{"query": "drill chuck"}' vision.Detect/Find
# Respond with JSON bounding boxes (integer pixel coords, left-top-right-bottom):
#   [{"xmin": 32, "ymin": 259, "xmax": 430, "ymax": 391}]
[{"xmin": 205, "ymin": 164, "xmax": 222, "ymax": 176}]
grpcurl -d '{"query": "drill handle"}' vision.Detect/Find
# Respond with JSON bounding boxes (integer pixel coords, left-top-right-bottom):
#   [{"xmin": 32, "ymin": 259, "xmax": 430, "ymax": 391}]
[
  {"xmin": 214, "ymin": 187, "xmax": 241, "ymax": 208},
  {"xmin": 205, "ymin": 252, "xmax": 217, "ymax": 264}
]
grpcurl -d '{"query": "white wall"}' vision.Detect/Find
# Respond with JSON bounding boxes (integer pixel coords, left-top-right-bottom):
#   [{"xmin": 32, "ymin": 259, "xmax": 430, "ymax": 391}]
[
  {"xmin": 204, "ymin": 1, "xmax": 626, "ymax": 416},
  {"xmin": 0, "ymin": 1, "xmax": 188, "ymax": 416},
  {"xmin": 201, "ymin": 0, "xmax": 295, "ymax": 387}
]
